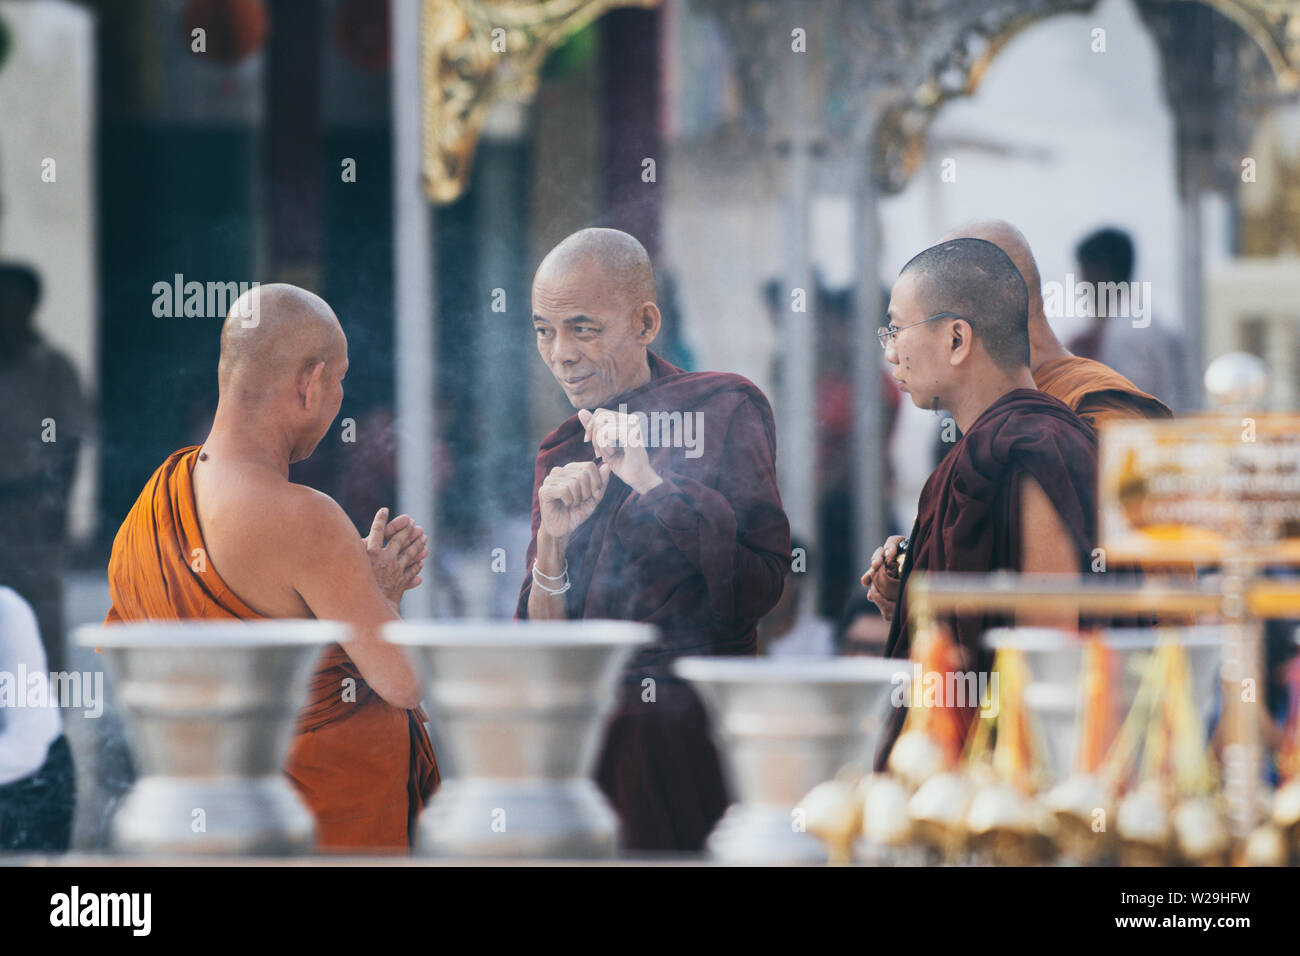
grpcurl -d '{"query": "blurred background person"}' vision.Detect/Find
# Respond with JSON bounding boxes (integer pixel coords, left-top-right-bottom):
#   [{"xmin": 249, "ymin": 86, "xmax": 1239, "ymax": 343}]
[
  {"xmin": 0, "ymin": 585, "xmax": 76, "ymax": 852},
  {"xmin": 834, "ymin": 591, "xmax": 891, "ymax": 657},
  {"xmin": 758, "ymin": 536, "xmax": 833, "ymax": 657},
  {"xmin": 814, "ymin": 285, "xmax": 905, "ymax": 620},
  {"xmin": 1067, "ymin": 227, "xmax": 1188, "ymax": 411},
  {"xmin": 765, "ymin": 279, "xmax": 906, "ymax": 620},
  {"xmin": 0, "ymin": 263, "xmax": 90, "ymax": 675}
]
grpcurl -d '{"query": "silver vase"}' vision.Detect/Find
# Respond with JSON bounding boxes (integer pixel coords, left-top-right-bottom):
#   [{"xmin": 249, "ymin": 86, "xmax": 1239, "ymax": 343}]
[
  {"xmin": 385, "ymin": 619, "xmax": 651, "ymax": 859},
  {"xmin": 675, "ymin": 656, "xmax": 908, "ymax": 864},
  {"xmin": 76, "ymin": 620, "xmax": 338, "ymax": 856}
]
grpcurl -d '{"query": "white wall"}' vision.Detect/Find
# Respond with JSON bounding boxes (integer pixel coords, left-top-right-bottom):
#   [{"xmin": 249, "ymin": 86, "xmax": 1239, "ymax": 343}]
[
  {"xmin": 0, "ymin": 0, "xmax": 97, "ymax": 539},
  {"xmin": 879, "ymin": 0, "xmax": 1182, "ymax": 343}
]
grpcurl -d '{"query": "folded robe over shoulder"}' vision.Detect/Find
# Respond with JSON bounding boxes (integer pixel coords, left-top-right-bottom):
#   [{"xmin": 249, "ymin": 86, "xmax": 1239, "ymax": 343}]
[
  {"xmin": 1033, "ymin": 355, "xmax": 1172, "ymax": 430},
  {"xmin": 876, "ymin": 388, "xmax": 1099, "ymax": 768},
  {"xmin": 104, "ymin": 446, "xmax": 439, "ymax": 851},
  {"xmin": 517, "ymin": 351, "xmax": 791, "ymax": 852}
]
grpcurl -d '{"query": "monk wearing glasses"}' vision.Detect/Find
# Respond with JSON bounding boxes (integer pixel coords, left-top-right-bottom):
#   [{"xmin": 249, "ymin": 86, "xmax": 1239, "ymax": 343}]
[{"xmin": 863, "ymin": 238, "xmax": 1099, "ymax": 766}]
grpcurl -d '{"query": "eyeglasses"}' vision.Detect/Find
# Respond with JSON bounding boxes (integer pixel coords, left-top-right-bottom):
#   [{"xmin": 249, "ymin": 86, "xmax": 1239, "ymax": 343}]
[{"xmin": 877, "ymin": 311, "xmax": 966, "ymax": 350}]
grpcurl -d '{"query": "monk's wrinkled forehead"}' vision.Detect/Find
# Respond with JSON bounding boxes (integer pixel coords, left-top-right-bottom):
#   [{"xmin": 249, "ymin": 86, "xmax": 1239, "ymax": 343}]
[
  {"xmin": 532, "ymin": 227, "xmax": 655, "ymax": 319},
  {"xmin": 533, "ymin": 257, "xmax": 625, "ymax": 318},
  {"xmin": 219, "ymin": 283, "xmax": 343, "ymax": 387}
]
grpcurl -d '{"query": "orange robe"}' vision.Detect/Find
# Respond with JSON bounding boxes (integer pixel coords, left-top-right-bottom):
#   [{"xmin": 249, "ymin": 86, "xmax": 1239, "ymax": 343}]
[
  {"xmin": 104, "ymin": 446, "xmax": 438, "ymax": 852},
  {"xmin": 1033, "ymin": 355, "xmax": 1173, "ymax": 429}
]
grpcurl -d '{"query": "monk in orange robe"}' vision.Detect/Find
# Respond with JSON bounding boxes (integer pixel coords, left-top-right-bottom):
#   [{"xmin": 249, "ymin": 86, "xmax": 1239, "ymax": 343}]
[
  {"xmin": 104, "ymin": 283, "xmax": 438, "ymax": 852},
  {"xmin": 943, "ymin": 219, "xmax": 1173, "ymax": 429}
]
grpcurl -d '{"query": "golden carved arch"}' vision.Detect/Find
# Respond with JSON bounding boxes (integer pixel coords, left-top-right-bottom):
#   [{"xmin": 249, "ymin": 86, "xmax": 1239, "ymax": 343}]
[
  {"xmin": 1211, "ymin": 0, "xmax": 1300, "ymax": 89},
  {"xmin": 872, "ymin": 0, "xmax": 1300, "ymax": 194},
  {"xmin": 421, "ymin": 0, "xmax": 1300, "ymax": 204},
  {"xmin": 421, "ymin": 0, "xmax": 656, "ymax": 204}
]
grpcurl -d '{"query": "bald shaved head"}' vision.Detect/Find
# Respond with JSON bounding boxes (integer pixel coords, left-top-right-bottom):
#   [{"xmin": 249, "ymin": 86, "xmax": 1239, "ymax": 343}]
[
  {"xmin": 532, "ymin": 228, "xmax": 661, "ymax": 408},
  {"xmin": 899, "ymin": 237, "xmax": 1030, "ymax": 373},
  {"xmin": 213, "ymin": 283, "xmax": 348, "ymax": 463},
  {"xmin": 942, "ymin": 219, "xmax": 1043, "ymax": 321},
  {"xmin": 535, "ymin": 227, "xmax": 656, "ymax": 312},
  {"xmin": 219, "ymin": 283, "xmax": 345, "ymax": 401}
]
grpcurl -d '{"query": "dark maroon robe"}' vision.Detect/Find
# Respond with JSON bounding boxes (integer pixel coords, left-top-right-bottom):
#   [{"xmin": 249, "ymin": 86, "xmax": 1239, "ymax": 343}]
[
  {"xmin": 517, "ymin": 350, "xmax": 790, "ymax": 852},
  {"xmin": 875, "ymin": 387, "xmax": 1098, "ymax": 768}
]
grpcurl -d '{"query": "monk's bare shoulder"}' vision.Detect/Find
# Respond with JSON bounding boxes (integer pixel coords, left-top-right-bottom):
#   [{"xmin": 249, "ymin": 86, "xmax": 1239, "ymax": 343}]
[
  {"xmin": 272, "ymin": 484, "xmax": 406, "ymax": 628},
  {"xmin": 276, "ymin": 484, "xmax": 366, "ymax": 559},
  {"xmin": 1018, "ymin": 473, "xmax": 1081, "ymax": 575},
  {"xmin": 1018, "ymin": 474, "xmax": 1081, "ymax": 628},
  {"xmin": 190, "ymin": 464, "xmax": 360, "ymax": 616}
]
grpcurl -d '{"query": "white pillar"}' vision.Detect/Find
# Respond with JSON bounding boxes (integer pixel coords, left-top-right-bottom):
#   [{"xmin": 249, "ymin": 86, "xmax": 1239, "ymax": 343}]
[
  {"xmin": 1268, "ymin": 314, "xmax": 1294, "ymax": 411},
  {"xmin": 1180, "ymin": 189, "xmax": 1205, "ymax": 410},
  {"xmin": 0, "ymin": 0, "xmax": 98, "ymax": 541},
  {"xmin": 778, "ymin": 29, "xmax": 815, "ymax": 546},
  {"xmin": 852, "ymin": 128, "xmax": 884, "ymax": 565},
  {"xmin": 392, "ymin": 0, "xmax": 436, "ymax": 618}
]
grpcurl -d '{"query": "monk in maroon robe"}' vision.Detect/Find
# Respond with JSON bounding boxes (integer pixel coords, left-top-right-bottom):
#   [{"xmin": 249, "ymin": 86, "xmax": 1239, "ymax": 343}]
[
  {"xmin": 934, "ymin": 221, "xmax": 1176, "ymax": 619},
  {"xmin": 861, "ymin": 238, "xmax": 1098, "ymax": 767},
  {"xmin": 518, "ymin": 228, "xmax": 790, "ymax": 852}
]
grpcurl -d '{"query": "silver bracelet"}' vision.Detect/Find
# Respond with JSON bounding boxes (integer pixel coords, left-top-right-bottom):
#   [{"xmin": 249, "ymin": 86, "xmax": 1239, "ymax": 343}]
[
  {"xmin": 532, "ymin": 559, "xmax": 568, "ymax": 582},
  {"xmin": 532, "ymin": 561, "xmax": 571, "ymax": 596}
]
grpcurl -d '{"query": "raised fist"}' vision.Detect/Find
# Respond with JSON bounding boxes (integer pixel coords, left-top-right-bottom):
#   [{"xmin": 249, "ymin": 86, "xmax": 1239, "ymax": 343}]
[
  {"xmin": 580, "ymin": 407, "xmax": 661, "ymax": 494},
  {"xmin": 538, "ymin": 460, "xmax": 612, "ymax": 541}
]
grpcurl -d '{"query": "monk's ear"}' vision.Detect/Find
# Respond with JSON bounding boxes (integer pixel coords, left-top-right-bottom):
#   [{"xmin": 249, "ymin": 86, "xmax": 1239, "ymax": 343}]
[
  {"xmin": 300, "ymin": 360, "xmax": 326, "ymax": 408},
  {"xmin": 949, "ymin": 319, "xmax": 973, "ymax": 367},
  {"xmin": 636, "ymin": 302, "xmax": 661, "ymax": 345}
]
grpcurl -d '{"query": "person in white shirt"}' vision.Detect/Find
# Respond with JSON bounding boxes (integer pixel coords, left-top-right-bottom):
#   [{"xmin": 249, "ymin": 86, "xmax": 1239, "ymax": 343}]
[
  {"xmin": 0, "ymin": 585, "xmax": 76, "ymax": 851},
  {"xmin": 1066, "ymin": 228, "xmax": 1187, "ymax": 412}
]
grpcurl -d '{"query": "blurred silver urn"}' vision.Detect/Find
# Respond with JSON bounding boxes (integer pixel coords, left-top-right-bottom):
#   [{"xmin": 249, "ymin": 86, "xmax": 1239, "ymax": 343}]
[
  {"xmin": 675, "ymin": 656, "xmax": 908, "ymax": 864},
  {"xmin": 386, "ymin": 619, "xmax": 651, "ymax": 859},
  {"xmin": 77, "ymin": 620, "xmax": 337, "ymax": 856}
]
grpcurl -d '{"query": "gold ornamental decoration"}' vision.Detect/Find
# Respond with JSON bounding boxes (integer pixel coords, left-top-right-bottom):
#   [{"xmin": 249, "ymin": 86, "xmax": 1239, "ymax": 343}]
[
  {"xmin": 1206, "ymin": 0, "xmax": 1300, "ymax": 90},
  {"xmin": 874, "ymin": 0, "xmax": 1300, "ymax": 195},
  {"xmin": 871, "ymin": 4, "xmax": 1075, "ymax": 195},
  {"xmin": 421, "ymin": 0, "xmax": 657, "ymax": 204},
  {"xmin": 419, "ymin": 0, "xmax": 1297, "ymax": 203}
]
